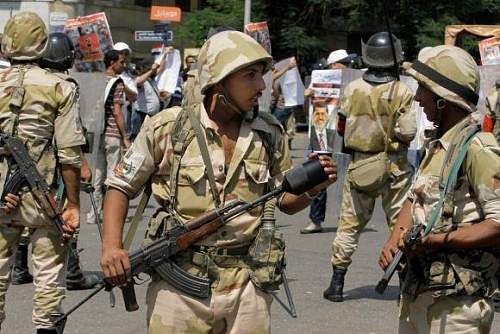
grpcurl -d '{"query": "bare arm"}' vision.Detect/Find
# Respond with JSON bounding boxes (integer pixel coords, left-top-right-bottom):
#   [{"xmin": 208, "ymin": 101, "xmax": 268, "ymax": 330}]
[
  {"xmin": 272, "ymin": 58, "xmax": 296, "ymax": 83},
  {"xmin": 101, "ymin": 188, "xmax": 131, "ymax": 286},
  {"xmin": 60, "ymin": 163, "xmax": 81, "ymax": 238},
  {"xmin": 379, "ymin": 199, "xmax": 412, "ymax": 269},
  {"xmin": 279, "ymin": 154, "xmax": 337, "ymax": 214},
  {"xmin": 424, "ymin": 219, "xmax": 500, "ymax": 250},
  {"xmin": 112, "ymin": 102, "xmax": 131, "ymax": 149},
  {"xmin": 61, "ymin": 164, "xmax": 80, "ymax": 206}
]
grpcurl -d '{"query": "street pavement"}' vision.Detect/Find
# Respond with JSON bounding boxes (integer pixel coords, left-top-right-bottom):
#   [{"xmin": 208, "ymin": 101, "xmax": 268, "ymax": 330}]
[{"xmin": 3, "ymin": 132, "xmax": 499, "ymax": 333}]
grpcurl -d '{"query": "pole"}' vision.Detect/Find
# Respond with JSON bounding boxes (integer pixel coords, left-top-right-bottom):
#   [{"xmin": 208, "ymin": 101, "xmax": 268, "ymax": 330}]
[{"xmin": 244, "ymin": 0, "xmax": 251, "ymax": 26}]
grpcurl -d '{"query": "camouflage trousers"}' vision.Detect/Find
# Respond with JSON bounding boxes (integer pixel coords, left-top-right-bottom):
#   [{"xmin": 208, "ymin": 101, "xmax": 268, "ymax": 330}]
[
  {"xmin": 146, "ymin": 275, "xmax": 272, "ymax": 334},
  {"xmin": 86, "ymin": 135, "xmax": 123, "ymax": 224},
  {"xmin": 331, "ymin": 151, "xmax": 412, "ymax": 269},
  {"xmin": 399, "ymin": 291, "xmax": 494, "ymax": 333},
  {"xmin": 0, "ymin": 224, "xmax": 66, "ymax": 329}
]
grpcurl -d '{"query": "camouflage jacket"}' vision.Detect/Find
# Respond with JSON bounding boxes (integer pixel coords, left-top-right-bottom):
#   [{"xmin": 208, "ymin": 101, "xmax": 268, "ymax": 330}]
[
  {"xmin": 107, "ymin": 103, "xmax": 292, "ymax": 248},
  {"xmin": 404, "ymin": 114, "xmax": 500, "ymax": 299},
  {"xmin": 0, "ymin": 64, "xmax": 85, "ymax": 226},
  {"xmin": 341, "ymin": 78, "xmax": 416, "ymax": 153}
]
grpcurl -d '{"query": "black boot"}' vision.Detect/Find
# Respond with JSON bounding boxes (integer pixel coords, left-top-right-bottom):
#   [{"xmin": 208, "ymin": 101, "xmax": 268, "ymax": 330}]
[
  {"xmin": 36, "ymin": 329, "xmax": 57, "ymax": 334},
  {"xmin": 66, "ymin": 241, "xmax": 100, "ymax": 290},
  {"xmin": 12, "ymin": 243, "xmax": 33, "ymax": 285},
  {"xmin": 323, "ymin": 266, "xmax": 347, "ymax": 302}
]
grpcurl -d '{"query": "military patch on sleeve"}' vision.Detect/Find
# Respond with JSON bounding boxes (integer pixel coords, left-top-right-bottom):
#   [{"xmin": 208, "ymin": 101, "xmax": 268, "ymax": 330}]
[{"xmin": 113, "ymin": 151, "xmax": 145, "ymax": 183}]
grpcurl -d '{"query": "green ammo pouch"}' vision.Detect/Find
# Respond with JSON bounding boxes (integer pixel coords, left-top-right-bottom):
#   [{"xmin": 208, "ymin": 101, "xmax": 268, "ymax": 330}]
[
  {"xmin": 143, "ymin": 209, "xmax": 179, "ymax": 246},
  {"xmin": 248, "ymin": 219, "xmax": 286, "ymax": 291},
  {"xmin": 347, "ymin": 152, "xmax": 391, "ymax": 193}
]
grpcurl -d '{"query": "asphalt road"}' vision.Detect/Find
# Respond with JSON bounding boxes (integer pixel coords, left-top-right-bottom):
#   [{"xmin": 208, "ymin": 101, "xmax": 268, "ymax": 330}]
[{"xmin": 3, "ymin": 133, "xmax": 499, "ymax": 334}]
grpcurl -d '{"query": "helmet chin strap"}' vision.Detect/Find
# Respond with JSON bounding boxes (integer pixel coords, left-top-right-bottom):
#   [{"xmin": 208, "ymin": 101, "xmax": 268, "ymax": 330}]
[{"xmin": 208, "ymin": 84, "xmax": 257, "ymax": 121}]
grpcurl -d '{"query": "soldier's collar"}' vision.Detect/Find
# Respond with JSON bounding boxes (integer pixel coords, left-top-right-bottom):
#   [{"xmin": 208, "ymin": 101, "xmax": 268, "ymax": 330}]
[
  {"xmin": 199, "ymin": 103, "xmax": 217, "ymax": 131},
  {"xmin": 435, "ymin": 114, "xmax": 479, "ymax": 152},
  {"xmin": 250, "ymin": 115, "xmax": 273, "ymax": 134}
]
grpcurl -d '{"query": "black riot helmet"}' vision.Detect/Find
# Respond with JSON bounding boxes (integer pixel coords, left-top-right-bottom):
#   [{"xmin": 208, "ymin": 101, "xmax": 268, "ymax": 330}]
[
  {"xmin": 38, "ymin": 32, "xmax": 75, "ymax": 72},
  {"xmin": 361, "ymin": 32, "xmax": 403, "ymax": 83}
]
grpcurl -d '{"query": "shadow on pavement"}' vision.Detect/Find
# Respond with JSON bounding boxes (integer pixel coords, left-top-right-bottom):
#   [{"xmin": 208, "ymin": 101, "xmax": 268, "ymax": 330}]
[{"xmin": 344, "ymin": 285, "xmax": 400, "ymax": 301}]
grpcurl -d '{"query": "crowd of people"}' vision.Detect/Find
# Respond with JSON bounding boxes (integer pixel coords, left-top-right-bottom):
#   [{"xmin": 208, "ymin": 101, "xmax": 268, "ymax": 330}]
[{"xmin": 0, "ymin": 10, "xmax": 499, "ymax": 334}]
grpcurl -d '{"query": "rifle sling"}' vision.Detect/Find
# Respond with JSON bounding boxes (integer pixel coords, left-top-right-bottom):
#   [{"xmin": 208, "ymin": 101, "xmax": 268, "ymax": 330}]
[
  {"xmin": 186, "ymin": 107, "xmax": 221, "ymax": 207},
  {"xmin": 123, "ymin": 182, "xmax": 151, "ymax": 250}
]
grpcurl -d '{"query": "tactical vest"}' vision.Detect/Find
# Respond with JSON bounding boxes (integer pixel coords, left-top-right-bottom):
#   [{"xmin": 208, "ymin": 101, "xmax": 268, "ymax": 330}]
[
  {"xmin": 0, "ymin": 65, "xmax": 60, "ymax": 197},
  {"xmin": 168, "ymin": 104, "xmax": 282, "ymax": 210},
  {"xmin": 403, "ymin": 117, "xmax": 500, "ymax": 300}
]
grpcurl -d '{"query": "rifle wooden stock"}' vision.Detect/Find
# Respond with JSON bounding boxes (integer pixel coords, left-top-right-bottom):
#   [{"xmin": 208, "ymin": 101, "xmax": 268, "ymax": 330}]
[{"xmin": 177, "ymin": 218, "xmax": 223, "ymax": 250}]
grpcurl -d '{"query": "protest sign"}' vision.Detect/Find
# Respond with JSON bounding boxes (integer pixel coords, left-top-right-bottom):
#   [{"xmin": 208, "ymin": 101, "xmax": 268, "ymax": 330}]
[
  {"xmin": 245, "ymin": 21, "xmax": 273, "ymax": 112},
  {"xmin": 275, "ymin": 57, "xmax": 305, "ymax": 107},
  {"xmin": 155, "ymin": 48, "xmax": 182, "ymax": 94},
  {"xmin": 65, "ymin": 12, "xmax": 113, "ymax": 72},
  {"xmin": 479, "ymin": 36, "xmax": 500, "ymax": 65}
]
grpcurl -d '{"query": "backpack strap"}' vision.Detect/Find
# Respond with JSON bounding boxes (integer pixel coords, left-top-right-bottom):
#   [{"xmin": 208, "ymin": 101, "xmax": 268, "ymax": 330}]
[{"xmin": 425, "ymin": 117, "xmax": 481, "ymax": 234}]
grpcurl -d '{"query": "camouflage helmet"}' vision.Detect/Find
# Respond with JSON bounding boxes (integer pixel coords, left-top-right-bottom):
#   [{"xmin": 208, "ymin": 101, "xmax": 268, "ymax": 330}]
[
  {"xmin": 197, "ymin": 31, "xmax": 272, "ymax": 94},
  {"xmin": 407, "ymin": 45, "xmax": 479, "ymax": 113},
  {"xmin": 1, "ymin": 12, "xmax": 48, "ymax": 61}
]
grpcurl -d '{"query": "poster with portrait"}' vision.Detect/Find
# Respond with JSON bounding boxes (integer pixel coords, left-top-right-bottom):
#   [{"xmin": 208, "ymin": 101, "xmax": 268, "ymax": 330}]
[
  {"xmin": 64, "ymin": 12, "xmax": 114, "ymax": 72},
  {"xmin": 479, "ymin": 36, "xmax": 500, "ymax": 66},
  {"xmin": 245, "ymin": 21, "xmax": 273, "ymax": 112},
  {"xmin": 308, "ymin": 69, "xmax": 343, "ymax": 133}
]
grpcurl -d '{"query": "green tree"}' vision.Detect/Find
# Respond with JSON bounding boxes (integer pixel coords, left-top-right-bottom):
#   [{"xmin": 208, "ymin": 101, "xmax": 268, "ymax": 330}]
[{"xmin": 174, "ymin": 0, "xmax": 500, "ymax": 66}]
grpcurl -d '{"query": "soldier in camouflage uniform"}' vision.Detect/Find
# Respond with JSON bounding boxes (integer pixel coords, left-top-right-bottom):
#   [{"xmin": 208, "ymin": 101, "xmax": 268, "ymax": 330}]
[
  {"xmin": 379, "ymin": 45, "xmax": 500, "ymax": 333},
  {"xmin": 324, "ymin": 32, "xmax": 416, "ymax": 302},
  {"xmin": 0, "ymin": 12, "xmax": 84, "ymax": 333},
  {"xmin": 101, "ymin": 31, "xmax": 337, "ymax": 333}
]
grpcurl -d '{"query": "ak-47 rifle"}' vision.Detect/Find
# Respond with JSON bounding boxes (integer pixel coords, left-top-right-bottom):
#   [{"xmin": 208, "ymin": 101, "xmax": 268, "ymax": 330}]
[
  {"xmin": 375, "ymin": 223, "xmax": 422, "ymax": 294},
  {"xmin": 0, "ymin": 133, "xmax": 72, "ymax": 240},
  {"xmin": 53, "ymin": 158, "xmax": 329, "ymax": 325}
]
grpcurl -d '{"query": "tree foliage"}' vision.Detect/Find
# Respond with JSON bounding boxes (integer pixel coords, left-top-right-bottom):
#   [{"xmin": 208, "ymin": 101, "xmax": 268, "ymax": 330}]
[{"xmin": 174, "ymin": 0, "xmax": 500, "ymax": 65}]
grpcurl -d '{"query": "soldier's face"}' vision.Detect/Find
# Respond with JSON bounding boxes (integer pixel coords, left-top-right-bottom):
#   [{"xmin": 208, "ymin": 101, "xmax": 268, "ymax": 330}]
[
  {"xmin": 415, "ymin": 84, "xmax": 439, "ymax": 122},
  {"xmin": 223, "ymin": 63, "xmax": 266, "ymax": 113}
]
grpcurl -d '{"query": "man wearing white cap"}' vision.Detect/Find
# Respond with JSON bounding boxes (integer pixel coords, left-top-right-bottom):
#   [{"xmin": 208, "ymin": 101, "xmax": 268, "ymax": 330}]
[
  {"xmin": 113, "ymin": 42, "xmax": 138, "ymax": 101},
  {"xmin": 304, "ymin": 49, "xmax": 352, "ymax": 98}
]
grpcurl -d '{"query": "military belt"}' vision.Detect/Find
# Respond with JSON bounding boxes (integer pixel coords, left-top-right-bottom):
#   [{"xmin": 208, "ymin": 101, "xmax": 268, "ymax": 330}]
[
  {"xmin": 187, "ymin": 245, "xmax": 251, "ymax": 269},
  {"xmin": 189, "ymin": 244, "xmax": 250, "ymax": 256}
]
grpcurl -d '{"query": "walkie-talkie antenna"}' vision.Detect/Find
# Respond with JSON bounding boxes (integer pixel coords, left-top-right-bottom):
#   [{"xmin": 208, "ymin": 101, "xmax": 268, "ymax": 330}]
[{"xmin": 384, "ymin": 8, "xmax": 400, "ymax": 80}]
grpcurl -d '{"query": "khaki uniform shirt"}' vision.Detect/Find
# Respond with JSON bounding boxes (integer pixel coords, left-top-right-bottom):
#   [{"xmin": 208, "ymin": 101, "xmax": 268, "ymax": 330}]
[
  {"xmin": 342, "ymin": 78, "xmax": 416, "ymax": 153},
  {"xmin": 107, "ymin": 104, "xmax": 292, "ymax": 248},
  {"xmin": 0, "ymin": 64, "xmax": 85, "ymax": 226},
  {"xmin": 406, "ymin": 114, "xmax": 500, "ymax": 298}
]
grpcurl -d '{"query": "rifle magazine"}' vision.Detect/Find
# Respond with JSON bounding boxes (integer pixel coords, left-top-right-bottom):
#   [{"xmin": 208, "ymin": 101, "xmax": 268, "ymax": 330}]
[{"xmin": 155, "ymin": 259, "xmax": 211, "ymax": 299}]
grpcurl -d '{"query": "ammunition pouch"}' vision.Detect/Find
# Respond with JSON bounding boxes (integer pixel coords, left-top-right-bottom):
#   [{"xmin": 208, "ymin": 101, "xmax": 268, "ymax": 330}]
[
  {"xmin": 248, "ymin": 225, "xmax": 286, "ymax": 291},
  {"xmin": 347, "ymin": 152, "xmax": 391, "ymax": 193},
  {"xmin": 143, "ymin": 209, "xmax": 180, "ymax": 246}
]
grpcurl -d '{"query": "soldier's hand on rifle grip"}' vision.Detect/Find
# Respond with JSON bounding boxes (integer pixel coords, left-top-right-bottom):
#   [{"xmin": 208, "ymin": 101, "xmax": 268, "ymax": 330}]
[
  {"xmin": 397, "ymin": 226, "xmax": 429, "ymax": 257},
  {"xmin": 0, "ymin": 193, "xmax": 20, "ymax": 214},
  {"xmin": 61, "ymin": 202, "xmax": 80, "ymax": 241},
  {"xmin": 307, "ymin": 153, "xmax": 337, "ymax": 196},
  {"xmin": 101, "ymin": 246, "xmax": 131, "ymax": 288},
  {"xmin": 379, "ymin": 239, "xmax": 399, "ymax": 270}
]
